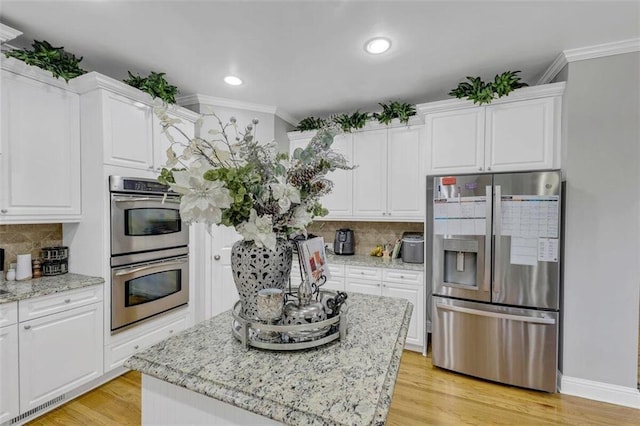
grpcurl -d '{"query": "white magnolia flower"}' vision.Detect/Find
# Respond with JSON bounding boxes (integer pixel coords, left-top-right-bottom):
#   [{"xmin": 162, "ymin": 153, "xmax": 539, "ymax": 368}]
[
  {"xmin": 237, "ymin": 209, "xmax": 277, "ymax": 251},
  {"xmin": 270, "ymin": 178, "xmax": 301, "ymax": 213},
  {"xmin": 164, "ymin": 147, "xmax": 178, "ymax": 167},
  {"xmin": 288, "ymin": 205, "xmax": 313, "ymax": 232},
  {"xmin": 169, "ymin": 168, "xmax": 232, "ymax": 225}
]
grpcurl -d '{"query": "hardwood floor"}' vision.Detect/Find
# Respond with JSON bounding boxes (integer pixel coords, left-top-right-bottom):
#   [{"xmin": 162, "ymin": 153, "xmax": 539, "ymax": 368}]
[{"xmin": 29, "ymin": 350, "xmax": 639, "ymax": 425}]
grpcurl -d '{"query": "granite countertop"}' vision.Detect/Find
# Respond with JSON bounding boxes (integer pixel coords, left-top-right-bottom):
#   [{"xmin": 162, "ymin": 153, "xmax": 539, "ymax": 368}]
[
  {"xmin": 325, "ymin": 253, "xmax": 424, "ymax": 271},
  {"xmin": 125, "ymin": 292, "xmax": 412, "ymax": 426},
  {"xmin": 0, "ymin": 273, "xmax": 104, "ymax": 304}
]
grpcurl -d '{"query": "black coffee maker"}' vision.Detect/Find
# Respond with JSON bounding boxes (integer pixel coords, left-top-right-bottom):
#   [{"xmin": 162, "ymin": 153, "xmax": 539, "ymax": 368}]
[{"xmin": 333, "ymin": 229, "xmax": 355, "ymax": 255}]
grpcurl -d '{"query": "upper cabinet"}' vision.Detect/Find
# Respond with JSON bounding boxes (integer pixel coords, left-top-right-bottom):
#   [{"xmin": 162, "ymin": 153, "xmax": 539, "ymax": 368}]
[
  {"xmin": 419, "ymin": 82, "xmax": 564, "ymax": 175},
  {"xmin": 72, "ymin": 72, "xmax": 198, "ymax": 174},
  {"xmin": 288, "ymin": 118, "xmax": 426, "ymax": 222},
  {"xmin": 0, "ymin": 59, "xmax": 81, "ymax": 223}
]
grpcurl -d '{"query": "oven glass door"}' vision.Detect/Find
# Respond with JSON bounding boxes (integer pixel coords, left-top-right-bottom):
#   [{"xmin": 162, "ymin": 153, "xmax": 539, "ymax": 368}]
[
  {"xmin": 111, "ymin": 194, "xmax": 188, "ymax": 256},
  {"xmin": 111, "ymin": 255, "xmax": 189, "ymax": 331}
]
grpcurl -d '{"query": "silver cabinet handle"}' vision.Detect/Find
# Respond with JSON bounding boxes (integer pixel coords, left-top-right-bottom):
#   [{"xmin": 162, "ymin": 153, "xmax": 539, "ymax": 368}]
[
  {"xmin": 0, "ymin": 209, "xmax": 7, "ymax": 213},
  {"xmin": 64, "ymin": 298, "xmax": 71, "ymax": 303},
  {"xmin": 487, "ymin": 167, "xmax": 492, "ymax": 171},
  {"xmin": 478, "ymin": 167, "xmax": 483, "ymax": 171},
  {"xmin": 169, "ymin": 330, "xmax": 174, "ymax": 334},
  {"xmin": 436, "ymin": 303, "xmax": 556, "ymax": 325},
  {"xmin": 213, "ymin": 255, "xmax": 221, "ymax": 261},
  {"xmin": 134, "ymin": 345, "xmax": 139, "ymax": 350},
  {"xmin": 400, "ymin": 275, "xmax": 404, "ymax": 279},
  {"xmin": 24, "ymin": 325, "xmax": 31, "ymax": 330}
]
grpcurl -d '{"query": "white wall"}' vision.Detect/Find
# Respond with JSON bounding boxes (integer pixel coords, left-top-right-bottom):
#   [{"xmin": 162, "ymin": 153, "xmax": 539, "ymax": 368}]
[{"xmin": 561, "ymin": 52, "xmax": 640, "ymax": 392}]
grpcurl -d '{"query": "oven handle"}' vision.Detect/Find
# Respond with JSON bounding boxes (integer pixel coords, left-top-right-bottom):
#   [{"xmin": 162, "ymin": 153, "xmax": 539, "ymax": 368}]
[
  {"xmin": 112, "ymin": 196, "xmax": 181, "ymax": 204},
  {"xmin": 114, "ymin": 258, "xmax": 187, "ymax": 276}
]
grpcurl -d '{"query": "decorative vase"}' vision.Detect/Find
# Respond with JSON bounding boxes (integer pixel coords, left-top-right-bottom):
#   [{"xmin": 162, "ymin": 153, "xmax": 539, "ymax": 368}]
[{"xmin": 231, "ymin": 238, "xmax": 293, "ymax": 320}]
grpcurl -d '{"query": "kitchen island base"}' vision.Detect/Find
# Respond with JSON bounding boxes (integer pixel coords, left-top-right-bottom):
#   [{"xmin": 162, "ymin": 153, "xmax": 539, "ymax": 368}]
[{"xmin": 142, "ymin": 374, "xmax": 279, "ymax": 425}]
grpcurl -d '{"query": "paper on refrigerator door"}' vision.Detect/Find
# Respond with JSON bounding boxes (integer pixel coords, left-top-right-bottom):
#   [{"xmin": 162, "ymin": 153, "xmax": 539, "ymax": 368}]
[
  {"xmin": 510, "ymin": 237, "xmax": 538, "ymax": 266},
  {"xmin": 538, "ymin": 238, "xmax": 559, "ymax": 262},
  {"xmin": 501, "ymin": 195, "xmax": 559, "ymax": 238},
  {"xmin": 433, "ymin": 196, "xmax": 486, "ymax": 235}
]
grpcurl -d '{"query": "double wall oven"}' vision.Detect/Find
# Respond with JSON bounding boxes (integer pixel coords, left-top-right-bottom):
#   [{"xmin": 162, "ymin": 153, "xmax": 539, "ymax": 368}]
[{"xmin": 110, "ymin": 176, "xmax": 189, "ymax": 333}]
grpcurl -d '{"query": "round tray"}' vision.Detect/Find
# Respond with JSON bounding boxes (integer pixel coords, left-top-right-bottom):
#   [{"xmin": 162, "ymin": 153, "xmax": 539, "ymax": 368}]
[{"xmin": 230, "ymin": 291, "xmax": 348, "ymax": 351}]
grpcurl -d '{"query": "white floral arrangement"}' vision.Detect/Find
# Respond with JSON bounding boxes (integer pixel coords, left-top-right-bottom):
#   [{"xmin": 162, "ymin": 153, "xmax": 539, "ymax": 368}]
[{"xmin": 155, "ymin": 103, "xmax": 352, "ymax": 251}]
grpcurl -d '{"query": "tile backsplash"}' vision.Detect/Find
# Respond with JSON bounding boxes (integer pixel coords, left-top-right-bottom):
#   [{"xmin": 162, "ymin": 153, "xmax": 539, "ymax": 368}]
[
  {"xmin": 307, "ymin": 221, "xmax": 423, "ymax": 256},
  {"xmin": 0, "ymin": 224, "xmax": 63, "ymax": 272}
]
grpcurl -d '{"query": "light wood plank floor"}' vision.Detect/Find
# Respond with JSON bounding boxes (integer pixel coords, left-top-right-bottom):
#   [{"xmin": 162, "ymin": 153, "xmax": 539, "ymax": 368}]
[{"xmin": 29, "ymin": 349, "xmax": 639, "ymax": 425}]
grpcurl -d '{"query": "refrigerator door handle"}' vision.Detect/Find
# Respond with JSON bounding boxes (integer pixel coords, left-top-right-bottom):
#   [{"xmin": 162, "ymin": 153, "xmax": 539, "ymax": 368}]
[
  {"xmin": 435, "ymin": 303, "xmax": 556, "ymax": 325},
  {"xmin": 493, "ymin": 184, "xmax": 502, "ymax": 295},
  {"xmin": 484, "ymin": 185, "xmax": 492, "ymax": 291}
]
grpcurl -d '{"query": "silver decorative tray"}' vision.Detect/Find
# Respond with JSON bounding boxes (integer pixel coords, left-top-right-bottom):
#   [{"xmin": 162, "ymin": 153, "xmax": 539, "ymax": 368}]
[{"xmin": 231, "ymin": 290, "xmax": 348, "ymax": 351}]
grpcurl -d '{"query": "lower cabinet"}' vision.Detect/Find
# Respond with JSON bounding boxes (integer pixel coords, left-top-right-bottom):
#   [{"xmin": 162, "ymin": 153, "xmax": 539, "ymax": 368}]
[
  {"xmin": 0, "ymin": 304, "xmax": 19, "ymax": 423},
  {"xmin": 345, "ymin": 266, "xmax": 425, "ymax": 351},
  {"xmin": 19, "ymin": 301, "xmax": 103, "ymax": 412}
]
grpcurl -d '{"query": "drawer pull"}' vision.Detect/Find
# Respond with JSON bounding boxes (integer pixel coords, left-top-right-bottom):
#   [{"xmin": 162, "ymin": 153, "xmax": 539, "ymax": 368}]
[
  {"xmin": 24, "ymin": 325, "xmax": 31, "ymax": 330},
  {"xmin": 360, "ymin": 272, "xmax": 364, "ymax": 275},
  {"xmin": 400, "ymin": 275, "xmax": 404, "ymax": 279},
  {"xmin": 64, "ymin": 299, "xmax": 71, "ymax": 303}
]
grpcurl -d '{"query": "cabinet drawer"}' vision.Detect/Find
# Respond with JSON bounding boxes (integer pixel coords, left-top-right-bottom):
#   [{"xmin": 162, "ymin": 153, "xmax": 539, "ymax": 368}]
[
  {"xmin": 0, "ymin": 302, "xmax": 18, "ymax": 327},
  {"xmin": 19, "ymin": 285, "xmax": 103, "ymax": 322},
  {"xmin": 327, "ymin": 264, "xmax": 345, "ymax": 278},
  {"xmin": 346, "ymin": 266, "xmax": 382, "ymax": 281},
  {"xmin": 382, "ymin": 269, "xmax": 424, "ymax": 286},
  {"xmin": 106, "ymin": 314, "xmax": 188, "ymax": 370}
]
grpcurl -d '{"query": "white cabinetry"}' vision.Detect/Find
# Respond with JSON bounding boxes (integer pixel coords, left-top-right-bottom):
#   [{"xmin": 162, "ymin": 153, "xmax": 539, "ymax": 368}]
[
  {"xmin": 345, "ymin": 265, "xmax": 424, "ymax": 351},
  {"xmin": 0, "ymin": 302, "xmax": 18, "ymax": 423},
  {"xmin": 18, "ymin": 287, "xmax": 103, "ymax": 413},
  {"xmin": 73, "ymin": 72, "xmax": 198, "ymax": 174},
  {"xmin": 287, "ymin": 119, "xmax": 425, "ymax": 222},
  {"xmin": 420, "ymin": 83, "xmax": 564, "ymax": 175},
  {"xmin": 0, "ymin": 60, "xmax": 81, "ymax": 223}
]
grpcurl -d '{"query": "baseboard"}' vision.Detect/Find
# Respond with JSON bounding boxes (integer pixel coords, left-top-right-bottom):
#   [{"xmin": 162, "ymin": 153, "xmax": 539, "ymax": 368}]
[{"xmin": 560, "ymin": 375, "xmax": 640, "ymax": 409}]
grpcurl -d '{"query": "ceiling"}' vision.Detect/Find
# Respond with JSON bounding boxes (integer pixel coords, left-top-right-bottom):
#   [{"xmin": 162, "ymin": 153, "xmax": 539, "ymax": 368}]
[{"xmin": 1, "ymin": 1, "xmax": 639, "ymax": 124}]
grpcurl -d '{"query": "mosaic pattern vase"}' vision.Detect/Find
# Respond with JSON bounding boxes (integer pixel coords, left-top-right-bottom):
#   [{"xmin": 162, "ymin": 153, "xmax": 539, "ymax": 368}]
[{"xmin": 231, "ymin": 238, "xmax": 293, "ymax": 320}]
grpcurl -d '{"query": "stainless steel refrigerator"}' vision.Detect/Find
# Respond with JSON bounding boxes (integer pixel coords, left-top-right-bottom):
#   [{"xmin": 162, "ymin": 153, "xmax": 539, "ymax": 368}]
[{"xmin": 428, "ymin": 170, "xmax": 562, "ymax": 392}]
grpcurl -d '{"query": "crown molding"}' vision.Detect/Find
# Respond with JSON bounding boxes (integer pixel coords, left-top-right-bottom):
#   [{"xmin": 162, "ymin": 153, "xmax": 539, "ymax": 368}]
[
  {"xmin": 417, "ymin": 82, "xmax": 565, "ymax": 115},
  {"xmin": 1, "ymin": 56, "xmax": 73, "ymax": 91},
  {"xmin": 537, "ymin": 38, "xmax": 640, "ymax": 85},
  {"xmin": 274, "ymin": 108, "xmax": 298, "ymax": 126},
  {"xmin": 0, "ymin": 23, "xmax": 22, "ymax": 43},
  {"xmin": 177, "ymin": 93, "xmax": 277, "ymax": 114}
]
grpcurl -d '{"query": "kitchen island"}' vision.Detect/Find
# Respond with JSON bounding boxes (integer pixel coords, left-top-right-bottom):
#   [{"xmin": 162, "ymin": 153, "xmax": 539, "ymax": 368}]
[{"xmin": 125, "ymin": 292, "xmax": 412, "ymax": 425}]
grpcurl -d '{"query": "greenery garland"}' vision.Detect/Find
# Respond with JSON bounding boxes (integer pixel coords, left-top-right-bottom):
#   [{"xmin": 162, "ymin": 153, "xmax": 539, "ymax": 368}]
[
  {"xmin": 123, "ymin": 71, "xmax": 179, "ymax": 104},
  {"xmin": 4, "ymin": 40, "xmax": 87, "ymax": 82},
  {"xmin": 295, "ymin": 101, "xmax": 416, "ymax": 132},
  {"xmin": 449, "ymin": 71, "xmax": 528, "ymax": 105}
]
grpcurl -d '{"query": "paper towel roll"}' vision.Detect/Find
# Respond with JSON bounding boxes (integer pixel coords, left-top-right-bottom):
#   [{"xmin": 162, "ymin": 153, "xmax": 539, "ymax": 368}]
[{"xmin": 16, "ymin": 253, "xmax": 32, "ymax": 281}]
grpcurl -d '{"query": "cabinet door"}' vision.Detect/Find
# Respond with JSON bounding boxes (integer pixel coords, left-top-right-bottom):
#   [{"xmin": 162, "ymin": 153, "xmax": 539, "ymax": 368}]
[
  {"xmin": 485, "ymin": 97, "xmax": 557, "ymax": 172},
  {"xmin": 425, "ymin": 108, "xmax": 485, "ymax": 175},
  {"xmin": 352, "ymin": 129, "xmax": 388, "ymax": 217},
  {"xmin": 387, "ymin": 125, "xmax": 426, "ymax": 219},
  {"xmin": 153, "ymin": 113, "xmax": 195, "ymax": 172},
  {"xmin": 19, "ymin": 303, "xmax": 103, "ymax": 412},
  {"xmin": 1, "ymin": 70, "xmax": 81, "ymax": 221},
  {"xmin": 322, "ymin": 133, "xmax": 353, "ymax": 218},
  {"xmin": 382, "ymin": 281, "xmax": 424, "ymax": 349},
  {"xmin": 0, "ymin": 325, "xmax": 19, "ymax": 423},
  {"xmin": 210, "ymin": 225, "xmax": 242, "ymax": 317},
  {"xmin": 102, "ymin": 91, "xmax": 154, "ymax": 170},
  {"xmin": 345, "ymin": 279, "xmax": 381, "ymax": 296}
]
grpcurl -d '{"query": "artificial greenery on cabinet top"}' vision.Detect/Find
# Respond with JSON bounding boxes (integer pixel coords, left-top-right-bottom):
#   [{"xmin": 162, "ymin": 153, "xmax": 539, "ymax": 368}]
[
  {"xmin": 4, "ymin": 40, "xmax": 87, "ymax": 82},
  {"xmin": 294, "ymin": 100, "xmax": 417, "ymax": 132},
  {"xmin": 123, "ymin": 71, "xmax": 179, "ymax": 104},
  {"xmin": 449, "ymin": 70, "xmax": 528, "ymax": 105}
]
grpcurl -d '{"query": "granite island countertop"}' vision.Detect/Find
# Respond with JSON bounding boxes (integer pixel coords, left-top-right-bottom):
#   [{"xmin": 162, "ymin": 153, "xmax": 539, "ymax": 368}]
[
  {"xmin": 0, "ymin": 273, "xmax": 104, "ymax": 304},
  {"xmin": 125, "ymin": 292, "xmax": 412, "ymax": 426}
]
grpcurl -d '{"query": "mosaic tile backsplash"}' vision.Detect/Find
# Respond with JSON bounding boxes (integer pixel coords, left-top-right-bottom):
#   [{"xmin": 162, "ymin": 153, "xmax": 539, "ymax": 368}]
[
  {"xmin": 307, "ymin": 221, "xmax": 424, "ymax": 256},
  {"xmin": 0, "ymin": 224, "xmax": 63, "ymax": 272}
]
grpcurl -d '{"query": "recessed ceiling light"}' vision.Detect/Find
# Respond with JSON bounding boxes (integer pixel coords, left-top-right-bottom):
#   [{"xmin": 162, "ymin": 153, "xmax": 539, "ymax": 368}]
[
  {"xmin": 365, "ymin": 37, "xmax": 391, "ymax": 55},
  {"xmin": 224, "ymin": 76, "xmax": 243, "ymax": 86}
]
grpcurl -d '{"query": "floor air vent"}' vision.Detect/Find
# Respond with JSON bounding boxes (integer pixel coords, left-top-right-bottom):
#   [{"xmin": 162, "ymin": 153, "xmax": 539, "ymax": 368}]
[{"xmin": 10, "ymin": 394, "xmax": 66, "ymax": 424}]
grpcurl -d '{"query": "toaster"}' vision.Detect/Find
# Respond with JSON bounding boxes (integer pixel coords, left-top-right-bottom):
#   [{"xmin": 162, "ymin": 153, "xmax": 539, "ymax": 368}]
[{"xmin": 333, "ymin": 229, "xmax": 355, "ymax": 255}]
